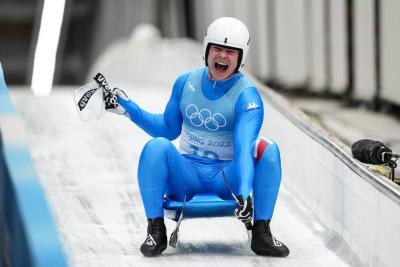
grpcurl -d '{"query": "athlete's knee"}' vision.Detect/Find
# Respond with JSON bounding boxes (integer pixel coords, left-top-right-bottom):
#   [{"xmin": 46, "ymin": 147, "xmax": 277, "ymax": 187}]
[
  {"xmin": 253, "ymin": 137, "xmax": 282, "ymax": 188},
  {"xmin": 142, "ymin": 137, "xmax": 172, "ymax": 156},
  {"xmin": 254, "ymin": 137, "xmax": 281, "ymax": 164},
  {"xmin": 138, "ymin": 137, "xmax": 172, "ymax": 186}
]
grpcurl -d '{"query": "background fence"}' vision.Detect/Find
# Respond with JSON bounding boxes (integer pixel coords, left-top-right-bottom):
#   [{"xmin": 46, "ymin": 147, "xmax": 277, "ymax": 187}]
[{"xmin": 2, "ymin": 0, "xmax": 399, "ymax": 108}]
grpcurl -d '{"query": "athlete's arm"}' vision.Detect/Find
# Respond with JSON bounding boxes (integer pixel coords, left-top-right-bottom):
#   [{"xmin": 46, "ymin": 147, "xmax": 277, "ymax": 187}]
[
  {"xmin": 234, "ymin": 87, "xmax": 264, "ymax": 199},
  {"xmin": 117, "ymin": 73, "xmax": 189, "ymax": 140}
]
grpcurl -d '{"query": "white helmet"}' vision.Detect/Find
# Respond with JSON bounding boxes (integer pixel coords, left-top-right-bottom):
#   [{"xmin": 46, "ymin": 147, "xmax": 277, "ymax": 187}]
[{"xmin": 203, "ymin": 17, "xmax": 250, "ymax": 72}]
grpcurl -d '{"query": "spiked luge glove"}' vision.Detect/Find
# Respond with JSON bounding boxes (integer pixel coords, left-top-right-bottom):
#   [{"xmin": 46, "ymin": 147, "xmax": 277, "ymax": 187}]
[
  {"xmin": 105, "ymin": 88, "xmax": 129, "ymax": 118},
  {"xmin": 235, "ymin": 194, "xmax": 253, "ymax": 226}
]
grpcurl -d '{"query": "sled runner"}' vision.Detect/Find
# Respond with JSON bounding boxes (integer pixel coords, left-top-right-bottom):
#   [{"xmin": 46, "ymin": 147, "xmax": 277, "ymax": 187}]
[{"xmin": 164, "ymin": 193, "xmax": 237, "ymax": 247}]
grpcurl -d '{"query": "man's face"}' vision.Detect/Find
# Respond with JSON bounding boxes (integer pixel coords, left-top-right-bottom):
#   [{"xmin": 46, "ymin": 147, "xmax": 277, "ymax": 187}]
[{"xmin": 207, "ymin": 45, "xmax": 239, "ymax": 81}]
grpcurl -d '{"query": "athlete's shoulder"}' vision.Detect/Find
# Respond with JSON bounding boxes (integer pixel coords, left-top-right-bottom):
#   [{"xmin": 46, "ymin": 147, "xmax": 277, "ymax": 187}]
[
  {"xmin": 239, "ymin": 86, "xmax": 263, "ymax": 103},
  {"xmin": 235, "ymin": 72, "xmax": 260, "ymax": 99},
  {"xmin": 237, "ymin": 71, "xmax": 257, "ymax": 88},
  {"xmin": 174, "ymin": 71, "xmax": 190, "ymax": 85},
  {"xmin": 172, "ymin": 67, "xmax": 206, "ymax": 99},
  {"xmin": 174, "ymin": 67, "xmax": 205, "ymax": 84},
  {"xmin": 235, "ymin": 85, "xmax": 263, "ymax": 114}
]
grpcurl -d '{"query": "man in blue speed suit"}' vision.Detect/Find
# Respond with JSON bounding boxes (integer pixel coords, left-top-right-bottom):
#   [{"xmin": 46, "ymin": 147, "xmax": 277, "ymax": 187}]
[{"xmin": 107, "ymin": 17, "xmax": 289, "ymax": 257}]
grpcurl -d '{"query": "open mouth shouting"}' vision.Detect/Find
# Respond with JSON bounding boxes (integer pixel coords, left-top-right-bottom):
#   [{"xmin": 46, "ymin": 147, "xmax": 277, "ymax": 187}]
[
  {"xmin": 215, "ymin": 61, "xmax": 229, "ymax": 72},
  {"xmin": 207, "ymin": 45, "xmax": 239, "ymax": 81}
]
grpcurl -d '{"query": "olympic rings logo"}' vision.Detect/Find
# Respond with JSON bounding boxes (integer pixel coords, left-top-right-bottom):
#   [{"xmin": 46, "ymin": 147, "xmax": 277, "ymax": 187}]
[{"xmin": 185, "ymin": 104, "xmax": 227, "ymax": 131}]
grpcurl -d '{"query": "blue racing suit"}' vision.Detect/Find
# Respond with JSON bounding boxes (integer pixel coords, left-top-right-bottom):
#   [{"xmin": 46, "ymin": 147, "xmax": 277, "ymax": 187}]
[{"xmin": 117, "ymin": 67, "xmax": 282, "ymax": 221}]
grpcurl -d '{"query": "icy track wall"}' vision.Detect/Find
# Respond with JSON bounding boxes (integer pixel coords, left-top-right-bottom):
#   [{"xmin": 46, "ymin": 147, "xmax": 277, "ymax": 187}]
[
  {"xmin": 0, "ymin": 64, "xmax": 68, "ymax": 267},
  {"xmin": 257, "ymin": 80, "xmax": 400, "ymax": 267}
]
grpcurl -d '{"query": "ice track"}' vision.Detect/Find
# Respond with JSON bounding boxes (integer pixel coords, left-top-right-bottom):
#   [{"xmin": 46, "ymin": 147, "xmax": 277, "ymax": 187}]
[{"xmin": 10, "ymin": 86, "xmax": 349, "ymax": 267}]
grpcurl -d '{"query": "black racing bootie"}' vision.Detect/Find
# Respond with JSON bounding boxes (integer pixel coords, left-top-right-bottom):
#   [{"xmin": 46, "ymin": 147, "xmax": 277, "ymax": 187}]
[
  {"xmin": 140, "ymin": 217, "xmax": 167, "ymax": 256},
  {"xmin": 251, "ymin": 220, "xmax": 290, "ymax": 257}
]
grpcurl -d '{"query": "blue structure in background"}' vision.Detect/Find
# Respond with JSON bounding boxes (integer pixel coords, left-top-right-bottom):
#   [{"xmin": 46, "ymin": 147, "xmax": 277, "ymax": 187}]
[{"xmin": 0, "ymin": 64, "xmax": 68, "ymax": 267}]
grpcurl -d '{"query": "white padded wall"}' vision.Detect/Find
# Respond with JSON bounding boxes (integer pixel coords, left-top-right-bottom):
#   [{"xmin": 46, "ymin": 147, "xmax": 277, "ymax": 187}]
[
  {"xmin": 259, "ymin": 85, "xmax": 400, "ymax": 267},
  {"xmin": 353, "ymin": 0, "xmax": 376, "ymax": 101},
  {"xmin": 328, "ymin": 0, "xmax": 348, "ymax": 94},
  {"xmin": 308, "ymin": 0, "xmax": 327, "ymax": 92},
  {"xmin": 244, "ymin": 0, "xmax": 272, "ymax": 80},
  {"xmin": 380, "ymin": 0, "xmax": 400, "ymax": 105},
  {"xmin": 274, "ymin": 0, "xmax": 308, "ymax": 88}
]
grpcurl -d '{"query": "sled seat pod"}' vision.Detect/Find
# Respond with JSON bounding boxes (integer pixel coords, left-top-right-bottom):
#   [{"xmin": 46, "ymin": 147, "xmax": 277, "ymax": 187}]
[{"xmin": 164, "ymin": 193, "xmax": 236, "ymax": 221}]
